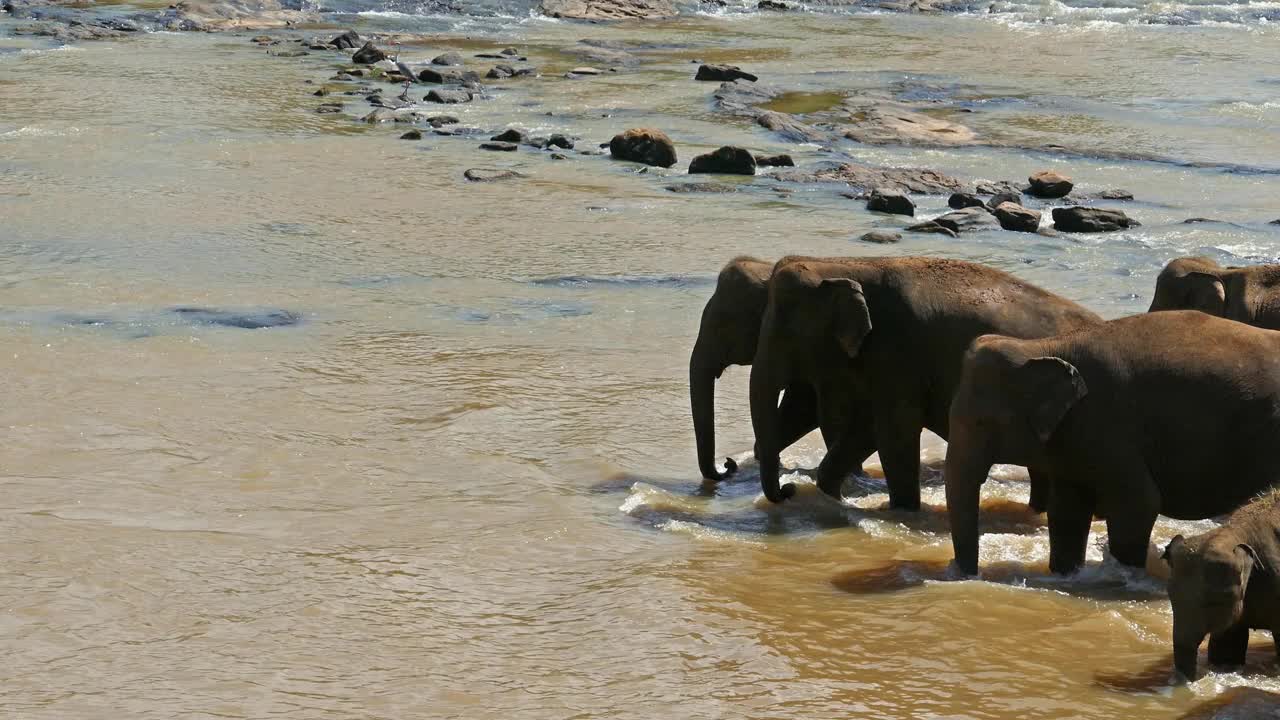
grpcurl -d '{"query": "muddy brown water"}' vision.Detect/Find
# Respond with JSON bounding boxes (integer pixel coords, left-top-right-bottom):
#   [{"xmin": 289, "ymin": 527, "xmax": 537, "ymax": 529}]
[{"xmin": 3, "ymin": 8, "xmax": 1280, "ymax": 719}]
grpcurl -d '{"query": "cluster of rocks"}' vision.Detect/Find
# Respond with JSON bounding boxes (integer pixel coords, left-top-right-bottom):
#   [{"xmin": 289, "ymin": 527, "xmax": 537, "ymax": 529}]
[{"xmin": 608, "ymin": 128, "xmax": 791, "ymax": 177}]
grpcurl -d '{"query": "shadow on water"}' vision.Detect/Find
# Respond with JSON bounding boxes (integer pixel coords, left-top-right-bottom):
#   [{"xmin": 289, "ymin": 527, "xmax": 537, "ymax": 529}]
[{"xmin": 1094, "ymin": 647, "xmax": 1280, "ymax": 698}]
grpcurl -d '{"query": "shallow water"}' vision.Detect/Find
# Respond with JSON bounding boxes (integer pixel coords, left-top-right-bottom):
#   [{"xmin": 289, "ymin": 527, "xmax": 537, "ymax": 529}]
[{"xmin": 3, "ymin": 5, "xmax": 1280, "ymax": 718}]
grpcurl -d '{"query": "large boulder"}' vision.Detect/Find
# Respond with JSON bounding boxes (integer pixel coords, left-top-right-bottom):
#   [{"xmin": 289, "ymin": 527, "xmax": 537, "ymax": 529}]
[
  {"xmin": 1051, "ymin": 206, "xmax": 1138, "ymax": 232},
  {"xmin": 695, "ymin": 64, "xmax": 757, "ymax": 82},
  {"xmin": 841, "ymin": 103, "xmax": 977, "ymax": 147},
  {"xmin": 352, "ymin": 41, "xmax": 386, "ymax": 65},
  {"xmin": 754, "ymin": 153, "xmax": 794, "ymax": 167},
  {"xmin": 992, "ymin": 202, "xmax": 1041, "ymax": 233},
  {"xmin": 774, "ymin": 162, "xmax": 964, "ymax": 195},
  {"xmin": 1027, "ymin": 170, "xmax": 1073, "ymax": 198},
  {"xmin": 987, "ymin": 190, "xmax": 1022, "ymax": 209},
  {"xmin": 867, "ymin": 188, "xmax": 915, "ymax": 216},
  {"xmin": 540, "ymin": 0, "xmax": 676, "ymax": 19},
  {"xmin": 948, "ymin": 192, "xmax": 984, "ymax": 209},
  {"xmin": 688, "ymin": 146, "xmax": 756, "ymax": 175},
  {"xmin": 432, "ymin": 51, "xmax": 464, "ymax": 66},
  {"xmin": 329, "ymin": 29, "xmax": 360, "ymax": 49},
  {"xmin": 919, "ymin": 206, "xmax": 998, "ymax": 234},
  {"xmin": 858, "ymin": 231, "xmax": 902, "ymax": 244},
  {"xmin": 425, "ymin": 88, "xmax": 473, "ymax": 104},
  {"xmin": 609, "ymin": 128, "xmax": 677, "ymax": 168}
]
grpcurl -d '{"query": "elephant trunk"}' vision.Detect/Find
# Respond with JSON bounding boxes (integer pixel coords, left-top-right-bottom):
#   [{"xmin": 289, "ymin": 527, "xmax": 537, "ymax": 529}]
[
  {"xmin": 945, "ymin": 429, "xmax": 990, "ymax": 576},
  {"xmin": 690, "ymin": 342, "xmax": 736, "ymax": 481},
  {"xmin": 749, "ymin": 351, "xmax": 793, "ymax": 503}
]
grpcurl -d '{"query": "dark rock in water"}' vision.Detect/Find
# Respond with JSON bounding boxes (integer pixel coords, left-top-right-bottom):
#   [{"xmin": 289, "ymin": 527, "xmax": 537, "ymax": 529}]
[
  {"xmin": 688, "ymin": 146, "xmax": 756, "ymax": 175},
  {"xmin": 315, "ymin": 102, "xmax": 343, "ymax": 114},
  {"xmin": 1091, "ymin": 188, "xmax": 1134, "ymax": 200},
  {"xmin": 172, "ymin": 307, "xmax": 300, "ymax": 329},
  {"xmin": 352, "ymin": 41, "xmax": 386, "ymax": 65},
  {"xmin": 501, "ymin": 47, "xmax": 519, "ymax": 55},
  {"xmin": 418, "ymin": 67, "xmax": 458, "ymax": 83},
  {"xmin": 525, "ymin": 137, "xmax": 549, "ymax": 149},
  {"xmin": 565, "ymin": 67, "xmax": 603, "ymax": 78},
  {"xmin": 491, "ymin": 128, "xmax": 528, "ymax": 143},
  {"xmin": 904, "ymin": 221, "xmax": 959, "ymax": 238},
  {"xmin": 400, "ymin": 129, "xmax": 423, "ymax": 140},
  {"xmin": 550, "ymin": 152, "xmax": 570, "ymax": 160},
  {"xmin": 930, "ymin": 206, "xmax": 998, "ymax": 233},
  {"xmin": 272, "ymin": 49, "xmax": 309, "ymax": 57},
  {"xmin": 433, "ymin": 51, "xmax": 464, "ymax": 66},
  {"xmin": 976, "ymin": 180, "xmax": 1022, "ymax": 196},
  {"xmin": 480, "ymin": 141, "xmax": 518, "ymax": 152},
  {"xmin": 696, "ymin": 64, "xmax": 757, "ymax": 82},
  {"xmin": 665, "ymin": 182, "xmax": 741, "ymax": 194},
  {"xmin": 1052, "ymin": 206, "xmax": 1138, "ymax": 232},
  {"xmin": 427, "ymin": 114, "xmax": 459, "ymax": 127},
  {"xmin": 992, "ymin": 202, "xmax": 1041, "ymax": 232},
  {"xmin": 330, "ymin": 29, "xmax": 360, "ymax": 49},
  {"xmin": 988, "ymin": 191, "xmax": 1022, "ymax": 209},
  {"xmin": 1027, "ymin": 170, "xmax": 1073, "ymax": 198},
  {"xmin": 774, "ymin": 162, "xmax": 964, "ymax": 195},
  {"xmin": 465, "ymin": 168, "xmax": 525, "ymax": 182},
  {"xmin": 758, "ymin": 0, "xmax": 789, "ymax": 9},
  {"xmin": 858, "ymin": 230, "xmax": 902, "ymax": 244},
  {"xmin": 513, "ymin": 67, "xmax": 538, "ymax": 77},
  {"xmin": 756, "ymin": 111, "xmax": 827, "ymax": 144},
  {"xmin": 313, "ymin": 88, "xmax": 329, "ymax": 97},
  {"xmin": 426, "ymin": 89, "xmax": 473, "ymax": 104},
  {"xmin": 475, "ymin": 52, "xmax": 506, "ymax": 59},
  {"xmin": 1183, "ymin": 217, "xmax": 1223, "ymax": 224},
  {"xmin": 609, "ymin": 128, "xmax": 677, "ymax": 168},
  {"xmin": 714, "ymin": 80, "xmax": 777, "ymax": 115},
  {"xmin": 867, "ymin": 188, "xmax": 915, "ymax": 216},
  {"xmin": 548, "ymin": 134, "xmax": 575, "ymax": 149},
  {"xmin": 948, "ymin": 192, "xmax": 985, "ymax": 209},
  {"xmin": 540, "ymin": 0, "xmax": 676, "ymax": 19},
  {"xmin": 755, "ymin": 153, "xmax": 794, "ymax": 167},
  {"xmin": 252, "ymin": 34, "xmax": 273, "ymax": 43},
  {"xmin": 362, "ymin": 109, "xmax": 396, "ymax": 123},
  {"xmin": 486, "ymin": 64, "xmax": 515, "ymax": 79}
]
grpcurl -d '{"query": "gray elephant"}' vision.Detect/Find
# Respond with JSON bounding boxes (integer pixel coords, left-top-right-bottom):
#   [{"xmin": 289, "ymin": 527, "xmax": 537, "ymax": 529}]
[
  {"xmin": 750, "ymin": 256, "xmax": 1101, "ymax": 508},
  {"xmin": 1164, "ymin": 490, "xmax": 1280, "ymax": 680},
  {"xmin": 691, "ymin": 256, "xmax": 868, "ymax": 481},
  {"xmin": 946, "ymin": 311, "xmax": 1280, "ymax": 576},
  {"xmin": 1149, "ymin": 257, "xmax": 1280, "ymax": 329}
]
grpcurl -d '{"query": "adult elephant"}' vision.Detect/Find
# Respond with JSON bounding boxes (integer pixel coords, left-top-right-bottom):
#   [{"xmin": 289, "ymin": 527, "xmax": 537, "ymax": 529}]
[
  {"xmin": 945, "ymin": 311, "xmax": 1280, "ymax": 576},
  {"xmin": 1149, "ymin": 256, "xmax": 1280, "ymax": 329},
  {"xmin": 690, "ymin": 256, "xmax": 866, "ymax": 481},
  {"xmin": 750, "ymin": 256, "xmax": 1101, "ymax": 507}
]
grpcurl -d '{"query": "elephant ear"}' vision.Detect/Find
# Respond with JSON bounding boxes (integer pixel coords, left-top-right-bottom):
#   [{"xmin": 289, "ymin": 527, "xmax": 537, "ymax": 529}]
[
  {"xmin": 1162, "ymin": 534, "xmax": 1185, "ymax": 564},
  {"xmin": 1185, "ymin": 271, "xmax": 1226, "ymax": 316},
  {"xmin": 1021, "ymin": 357, "xmax": 1088, "ymax": 443},
  {"xmin": 822, "ymin": 278, "xmax": 872, "ymax": 359}
]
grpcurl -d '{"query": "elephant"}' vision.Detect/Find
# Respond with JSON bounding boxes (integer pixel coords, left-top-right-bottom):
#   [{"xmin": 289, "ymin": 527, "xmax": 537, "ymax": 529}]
[
  {"xmin": 1149, "ymin": 256, "xmax": 1280, "ymax": 329},
  {"xmin": 750, "ymin": 256, "xmax": 1101, "ymax": 507},
  {"xmin": 1164, "ymin": 489, "xmax": 1280, "ymax": 680},
  {"xmin": 945, "ymin": 310, "xmax": 1280, "ymax": 577},
  {"xmin": 690, "ymin": 256, "xmax": 863, "ymax": 481}
]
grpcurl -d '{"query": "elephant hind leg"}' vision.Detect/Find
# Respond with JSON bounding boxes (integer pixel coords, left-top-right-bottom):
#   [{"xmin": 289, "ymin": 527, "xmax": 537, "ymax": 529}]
[
  {"xmin": 1028, "ymin": 467, "xmax": 1050, "ymax": 514},
  {"xmin": 1207, "ymin": 624, "xmax": 1250, "ymax": 669},
  {"xmin": 1102, "ymin": 465, "xmax": 1159, "ymax": 569},
  {"xmin": 1048, "ymin": 480, "xmax": 1094, "ymax": 575},
  {"xmin": 874, "ymin": 422, "xmax": 923, "ymax": 511}
]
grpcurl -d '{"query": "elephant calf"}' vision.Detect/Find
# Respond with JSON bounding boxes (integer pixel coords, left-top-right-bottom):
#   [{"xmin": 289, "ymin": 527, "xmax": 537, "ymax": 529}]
[
  {"xmin": 1164, "ymin": 490, "xmax": 1280, "ymax": 680},
  {"xmin": 690, "ymin": 256, "xmax": 865, "ymax": 481},
  {"xmin": 947, "ymin": 311, "xmax": 1280, "ymax": 576},
  {"xmin": 1149, "ymin": 256, "xmax": 1280, "ymax": 329}
]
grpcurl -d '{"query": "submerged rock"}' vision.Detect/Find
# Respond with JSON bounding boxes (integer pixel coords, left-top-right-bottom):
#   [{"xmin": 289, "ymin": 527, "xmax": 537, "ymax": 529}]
[
  {"xmin": 352, "ymin": 42, "xmax": 387, "ymax": 65},
  {"xmin": 665, "ymin": 182, "xmax": 741, "ymax": 194},
  {"xmin": 1177, "ymin": 688, "xmax": 1280, "ymax": 720},
  {"xmin": 1052, "ymin": 206, "xmax": 1138, "ymax": 232},
  {"xmin": 425, "ymin": 88, "xmax": 473, "ymax": 104},
  {"xmin": 757, "ymin": 0, "xmax": 789, "ymax": 9},
  {"xmin": 400, "ymin": 129, "xmax": 423, "ymax": 140},
  {"xmin": 491, "ymin": 128, "xmax": 529, "ymax": 143},
  {"xmin": 858, "ymin": 230, "xmax": 902, "ymax": 244},
  {"xmin": 1091, "ymin": 188, "xmax": 1135, "ymax": 200},
  {"xmin": 688, "ymin": 146, "xmax": 756, "ymax": 175},
  {"xmin": 480, "ymin": 141, "xmax": 518, "ymax": 152},
  {"xmin": 976, "ymin": 180, "xmax": 1022, "ymax": 196},
  {"xmin": 465, "ymin": 168, "xmax": 525, "ymax": 182},
  {"xmin": 172, "ymin": 307, "xmax": 300, "ymax": 329},
  {"xmin": 948, "ymin": 192, "xmax": 985, "ymax": 209},
  {"xmin": 992, "ymin": 202, "xmax": 1041, "ymax": 232},
  {"xmin": 329, "ymin": 29, "xmax": 360, "ymax": 49},
  {"xmin": 1028, "ymin": 170, "xmax": 1073, "ymax": 198},
  {"xmin": 696, "ymin": 64, "xmax": 757, "ymax": 82},
  {"xmin": 775, "ymin": 162, "xmax": 964, "ymax": 195},
  {"xmin": 867, "ymin": 188, "xmax": 915, "ymax": 216},
  {"xmin": 754, "ymin": 153, "xmax": 794, "ymax": 167},
  {"xmin": 904, "ymin": 222, "xmax": 958, "ymax": 238},
  {"xmin": 362, "ymin": 108, "xmax": 396, "ymax": 123},
  {"xmin": 432, "ymin": 51, "xmax": 464, "ymax": 66},
  {"xmin": 548, "ymin": 134, "xmax": 575, "ymax": 149},
  {"xmin": 926, "ymin": 206, "xmax": 998, "ymax": 234},
  {"xmin": 540, "ymin": 0, "xmax": 676, "ymax": 19},
  {"xmin": 486, "ymin": 64, "xmax": 516, "ymax": 79},
  {"xmin": 842, "ymin": 103, "xmax": 977, "ymax": 147},
  {"xmin": 609, "ymin": 128, "xmax": 677, "ymax": 168},
  {"xmin": 756, "ymin": 111, "xmax": 828, "ymax": 144}
]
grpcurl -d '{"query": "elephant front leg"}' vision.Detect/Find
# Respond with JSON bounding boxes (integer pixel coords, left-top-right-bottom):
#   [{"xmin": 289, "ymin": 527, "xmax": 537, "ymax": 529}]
[
  {"xmin": 1028, "ymin": 466, "xmax": 1051, "ymax": 514},
  {"xmin": 776, "ymin": 383, "xmax": 821, "ymax": 452},
  {"xmin": 816, "ymin": 415, "xmax": 876, "ymax": 499},
  {"xmin": 873, "ymin": 410, "xmax": 923, "ymax": 511},
  {"xmin": 1101, "ymin": 464, "xmax": 1159, "ymax": 569},
  {"xmin": 1048, "ymin": 479, "xmax": 1094, "ymax": 575},
  {"xmin": 1207, "ymin": 624, "xmax": 1250, "ymax": 669}
]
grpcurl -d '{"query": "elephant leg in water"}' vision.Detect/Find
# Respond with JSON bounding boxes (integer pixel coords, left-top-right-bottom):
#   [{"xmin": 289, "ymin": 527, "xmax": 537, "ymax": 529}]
[
  {"xmin": 743, "ymin": 383, "xmax": 823, "ymax": 477},
  {"xmin": 1028, "ymin": 467, "xmax": 1051, "ymax": 514},
  {"xmin": 816, "ymin": 398, "xmax": 874, "ymax": 497}
]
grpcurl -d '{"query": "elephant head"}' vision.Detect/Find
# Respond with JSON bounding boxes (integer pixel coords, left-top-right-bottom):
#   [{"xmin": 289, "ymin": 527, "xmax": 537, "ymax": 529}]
[
  {"xmin": 690, "ymin": 257, "xmax": 773, "ymax": 481},
  {"xmin": 1149, "ymin": 257, "xmax": 1227, "ymax": 317},
  {"xmin": 749, "ymin": 262, "xmax": 872, "ymax": 503},
  {"xmin": 945, "ymin": 336, "xmax": 1088, "ymax": 575},
  {"xmin": 1164, "ymin": 533, "xmax": 1260, "ymax": 680}
]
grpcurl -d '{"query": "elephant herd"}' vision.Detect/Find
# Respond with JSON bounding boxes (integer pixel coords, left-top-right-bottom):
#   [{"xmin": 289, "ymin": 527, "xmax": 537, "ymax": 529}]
[{"xmin": 688, "ymin": 254, "xmax": 1280, "ymax": 680}]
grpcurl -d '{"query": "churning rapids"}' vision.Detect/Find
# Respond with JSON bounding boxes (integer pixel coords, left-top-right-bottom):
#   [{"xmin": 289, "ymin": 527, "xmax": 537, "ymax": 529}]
[{"xmin": 4, "ymin": 0, "xmax": 1280, "ymax": 715}]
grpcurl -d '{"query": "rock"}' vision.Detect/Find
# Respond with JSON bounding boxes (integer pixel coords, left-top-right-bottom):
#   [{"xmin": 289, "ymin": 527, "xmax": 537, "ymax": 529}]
[
  {"xmin": 272, "ymin": 49, "xmax": 309, "ymax": 58},
  {"xmin": 1051, "ymin": 206, "xmax": 1139, "ymax": 232},
  {"xmin": 713, "ymin": 80, "xmax": 778, "ymax": 115},
  {"xmin": 928, "ymin": 206, "xmax": 999, "ymax": 234},
  {"xmin": 172, "ymin": 307, "xmax": 299, "ymax": 329},
  {"xmin": 491, "ymin": 128, "xmax": 528, "ymax": 143},
  {"xmin": 329, "ymin": 29, "xmax": 359, "ymax": 49},
  {"xmin": 948, "ymin": 192, "xmax": 985, "ymax": 209},
  {"xmin": 904, "ymin": 222, "xmax": 959, "ymax": 238},
  {"xmin": 564, "ymin": 44, "xmax": 639, "ymax": 67},
  {"xmin": 513, "ymin": 67, "xmax": 538, "ymax": 77},
  {"xmin": 1091, "ymin": 188, "xmax": 1134, "ymax": 200},
  {"xmin": 842, "ymin": 103, "xmax": 977, "ymax": 147},
  {"xmin": 756, "ymin": 111, "xmax": 828, "ymax": 144},
  {"xmin": 1177, "ymin": 688, "xmax": 1280, "ymax": 720},
  {"xmin": 858, "ymin": 231, "xmax": 902, "ymax": 244},
  {"xmin": 548, "ymin": 134, "xmax": 575, "ymax": 149},
  {"xmin": 424, "ymin": 114, "xmax": 458, "ymax": 127},
  {"xmin": 313, "ymin": 88, "xmax": 329, "ymax": 97},
  {"xmin": 1182, "ymin": 218, "xmax": 1223, "ymax": 224},
  {"xmin": 352, "ymin": 42, "xmax": 387, "ymax": 65},
  {"xmin": 486, "ymin": 64, "xmax": 515, "ymax": 79},
  {"xmin": 15, "ymin": 20, "xmax": 125, "ymax": 39},
  {"xmin": 695, "ymin": 64, "xmax": 757, "ymax": 82},
  {"xmin": 774, "ymin": 162, "xmax": 964, "ymax": 195},
  {"xmin": 566, "ymin": 67, "xmax": 603, "ymax": 77},
  {"xmin": 758, "ymin": 0, "xmax": 788, "ymax": 9},
  {"xmin": 465, "ymin": 168, "xmax": 525, "ymax": 182},
  {"xmin": 1027, "ymin": 170, "xmax": 1073, "ymax": 198},
  {"xmin": 480, "ymin": 141, "xmax": 518, "ymax": 152},
  {"xmin": 550, "ymin": 152, "xmax": 570, "ymax": 160},
  {"xmin": 754, "ymin": 154, "xmax": 794, "ymax": 167},
  {"xmin": 665, "ymin": 182, "xmax": 740, "ymax": 194},
  {"xmin": 426, "ymin": 89, "xmax": 473, "ymax": 104},
  {"xmin": 315, "ymin": 103, "xmax": 344, "ymax": 114},
  {"xmin": 688, "ymin": 146, "xmax": 756, "ymax": 175},
  {"xmin": 987, "ymin": 191, "xmax": 1022, "ymax": 209},
  {"xmin": 540, "ymin": 0, "xmax": 677, "ymax": 19},
  {"xmin": 976, "ymin": 180, "xmax": 1022, "ymax": 195},
  {"xmin": 400, "ymin": 129, "xmax": 423, "ymax": 140},
  {"xmin": 252, "ymin": 34, "xmax": 272, "ymax": 42},
  {"xmin": 502, "ymin": 47, "xmax": 519, "ymax": 55},
  {"xmin": 609, "ymin": 128, "xmax": 677, "ymax": 168},
  {"xmin": 418, "ymin": 68, "xmax": 458, "ymax": 83},
  {"xmin": 433, "ymin": 51, "xmax": 464, "ymax": 66},
  {"xmin": 362, "ymin": 109, "xmax": 396, "ymax": 123},
  {"xmin": 992, "ymin": 202, "xmax": 1041, "ymax": 233},
  {"xmin": 867, "ymin": 188, "xmax": 915, "ymax": 216},
  {"xmin": 158, "ymin": 0, "xmax": 316, "ymax": 31}
]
